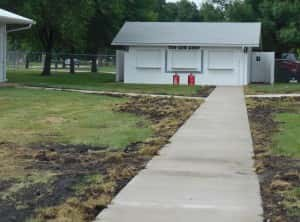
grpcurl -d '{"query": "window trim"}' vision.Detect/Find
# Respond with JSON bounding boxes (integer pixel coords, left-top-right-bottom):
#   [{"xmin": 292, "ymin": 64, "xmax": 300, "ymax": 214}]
[{"xmin": 165, "ymin": 48, "xmax": 203, "ymax": 73}]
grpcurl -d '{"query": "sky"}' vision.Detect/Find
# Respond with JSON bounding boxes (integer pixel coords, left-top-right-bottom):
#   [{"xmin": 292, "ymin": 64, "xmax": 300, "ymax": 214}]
[{"xmin": 166, "ymin": 0, "xmax": 205, "ymax": 7}]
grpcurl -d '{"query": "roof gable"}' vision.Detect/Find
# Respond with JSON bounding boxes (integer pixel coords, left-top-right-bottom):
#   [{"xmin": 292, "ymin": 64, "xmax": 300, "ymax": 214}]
[{"xmin": 112, "ymin": 22, "xmax": 261, "ymax": 47}]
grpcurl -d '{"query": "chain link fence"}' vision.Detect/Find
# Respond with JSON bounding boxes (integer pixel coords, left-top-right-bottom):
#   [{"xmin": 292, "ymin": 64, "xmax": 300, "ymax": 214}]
[{"xmin": 7, "ymin": 51, "xmax": 116, "ymax": 73}]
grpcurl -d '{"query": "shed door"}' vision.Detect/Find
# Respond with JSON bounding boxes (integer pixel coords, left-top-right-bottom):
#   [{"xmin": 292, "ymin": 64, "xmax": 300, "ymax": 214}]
[{"xmin": 251, "ymin": 52, "xmax": 275, "ymax": 83}]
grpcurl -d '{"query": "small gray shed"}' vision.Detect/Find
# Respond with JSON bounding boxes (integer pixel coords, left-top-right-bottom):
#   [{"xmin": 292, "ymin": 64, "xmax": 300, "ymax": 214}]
[
  {"xmin": 112, "ymin": 22, "xmax": 275, "ymax": 86},
  {"xmin": 0, "ymin": 8, "xmax": 34, "ymax": 83}
]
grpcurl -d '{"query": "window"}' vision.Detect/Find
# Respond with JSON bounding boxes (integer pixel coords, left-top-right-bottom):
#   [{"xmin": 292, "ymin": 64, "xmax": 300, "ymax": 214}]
[
  {"xmin": 166, "ymin": 47, "xmax": 202, "ymax": 72},
  {"xmin": 208, "ymin": 51, "xmax": 234, "ymax": 70},
  {"xmin": 136, "ymin": 49, "xmax": 161, "ymax": 69}
]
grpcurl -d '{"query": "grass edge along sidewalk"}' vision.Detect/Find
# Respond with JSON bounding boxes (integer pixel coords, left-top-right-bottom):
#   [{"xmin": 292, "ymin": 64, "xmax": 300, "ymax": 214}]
[
  {"xmin": 247, "ymin": 97, "xmax": 300, "ymax": 222},
  {"xmin": 245, "ymin": 83, "xmax": 300, "ymax": 95},
  {"xmin": 7, "ymin": 70, "xmax": 215, "ymax": 97}
]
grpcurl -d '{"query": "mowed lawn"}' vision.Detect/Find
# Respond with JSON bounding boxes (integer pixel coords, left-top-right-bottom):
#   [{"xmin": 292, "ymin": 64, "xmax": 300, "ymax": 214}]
[
  {"xmin": 7, "ymin": 70, "xmax": 207, "ymax": 96},
  {"xmin": 245, "ymin": 83, "xmax": 300, "ymax": 95},
  {"xmin": 273, "ymin": 104, "xmax": 300, "ymax": 158},
  {"xmin": 0, "ymin": 87, "xmax": 152, "ymax": 148}
]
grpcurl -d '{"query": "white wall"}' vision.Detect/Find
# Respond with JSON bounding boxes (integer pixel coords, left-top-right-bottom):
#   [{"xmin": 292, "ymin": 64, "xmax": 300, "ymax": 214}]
[
  {"xmin": 123, "ymin": 46, "xmax": 249, "ymax": 86},
  {"xmin": 0, "ymin": 23, "xmax": 6, "ymax": 83}
]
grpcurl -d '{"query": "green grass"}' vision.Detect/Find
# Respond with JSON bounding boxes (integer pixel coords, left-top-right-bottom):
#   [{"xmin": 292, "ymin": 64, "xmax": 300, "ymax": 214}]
[
  {"xmin": 273, "ymin": 111, "xmax": 300, "ymax": 158},
  {"xmin": 0, "ymin": 87, "xmax": 152, "ymax": 149},
  {"xmin": 99, "ymin": 66, "xmax": 116, "ymax": 73},
  {"xmin": 245, "ymin": 83, "xmax": 300, "ymax": 95},
  {"xmin": 7, "ymin": 70, "xmax": 203, "ymax": 96}
]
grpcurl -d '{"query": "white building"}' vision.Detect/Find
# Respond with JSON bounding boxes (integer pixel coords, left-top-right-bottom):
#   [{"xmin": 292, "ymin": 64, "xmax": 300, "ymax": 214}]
[
  {"xmin": 112, "ymin": 22, "xmax": 274, "ymax": 86},
  {"xmin": 0, "ymin": 8, "xmax": 34, "ymax": 83}
]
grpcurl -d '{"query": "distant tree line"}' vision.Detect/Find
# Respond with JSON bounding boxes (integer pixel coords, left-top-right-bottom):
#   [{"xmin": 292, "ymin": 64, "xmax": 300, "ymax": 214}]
[{"xmin": 1, "ymin": 0, "xmax": 300, "ymax": 75}]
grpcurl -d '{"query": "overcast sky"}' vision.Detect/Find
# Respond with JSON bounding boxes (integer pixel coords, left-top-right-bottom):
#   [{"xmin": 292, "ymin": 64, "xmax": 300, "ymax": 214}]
[{"xmin": 166, "ymin": 0, "xmax": 205, "ymax": 6}]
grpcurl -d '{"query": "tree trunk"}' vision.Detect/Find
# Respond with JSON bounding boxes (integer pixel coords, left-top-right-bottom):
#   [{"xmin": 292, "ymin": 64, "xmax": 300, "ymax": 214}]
[
  {"xmin": 40, "ymin": 29, "xmax": 54, "ymax": 76},
  {"xmin": 25, "ymin": 54, "xmax": 30, "ymax": 69},
  {"xmin": 62, "ymin": 58, "xmax": 66, "ymax": 69},
  {"xmin": 91, "ymin": 56, "xmax": 98, "ymax": 73},
  {"xmin": 70, "ymin": 56, "xmax": 75, "ymax": 74},
  {"xmin": 42, "ymin": 52, "xmax": 52, "ymax": 76}
]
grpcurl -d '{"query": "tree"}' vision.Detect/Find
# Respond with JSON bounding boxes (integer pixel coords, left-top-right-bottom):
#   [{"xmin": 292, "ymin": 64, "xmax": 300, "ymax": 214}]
[
  {"xmin": 258, "ymin": 0, "xmax": 300, "ymax": 51},
  {"xmin": 199, "ymin": 3, "xmax": 224, "ymax": 21},
  {"xmin": 86, "ymin": 0, "xmax": 123, "ymax": 73},
  {"xmin": 59, "ymin": 0, "xmax": 94, "ymax": 74},
  {"xmin": 176, "ymin": 0, "xmax": 199, "ymax": 21},
  {"xmin": 158, "ymin": 0, "xmax": 199, "ymax": 21},
  {"xmin": 22, "ymin": 0, "xmax": 94, "ymax": 76},
  {"xmin": 123, "ymin": 0, "xmax": 159, "ymax": 21},
  {"xmin": 226, "ymin": 1, "xmax": 256, "ymax": 22}
]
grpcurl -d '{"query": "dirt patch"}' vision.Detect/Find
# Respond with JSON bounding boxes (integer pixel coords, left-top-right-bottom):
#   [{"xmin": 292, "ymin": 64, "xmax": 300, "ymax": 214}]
[
  {"xmin": 196, "ymin": 86, "xmax": 215, "ymax": 97},
  {"xmin": 0, "ymin": 96, "xmax": 201, "ymax": 222},
  {"xmin": 247, "ymin": 97, "xmax": 300, "ymax": 222},
  {"xmin": 117, "ymin": 97, "xmax": 201, "ymax": 154}
]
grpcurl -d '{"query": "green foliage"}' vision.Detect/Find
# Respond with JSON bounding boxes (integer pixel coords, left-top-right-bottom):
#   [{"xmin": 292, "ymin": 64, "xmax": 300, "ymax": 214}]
[
  {"xmin": 86, "ymin": 0, "xmax": 123, "ymax": 53},
  {"xmin": 3, "ymin": 0, "xmax": 300, "ymax": 54},
  {"xmin": 226, "ymin": 1, "xmax": 256, "ymax": 22},
  {"xmin": 20, "ymin": 0, "xmax": 94, "ymax": 50},
  {"xmin": 259, "ymin": 0, "xmax": 300, "ymax": 51},
  {"xmin": 199, "ymin": 3, "xmax": 224, "ymax": 21}
]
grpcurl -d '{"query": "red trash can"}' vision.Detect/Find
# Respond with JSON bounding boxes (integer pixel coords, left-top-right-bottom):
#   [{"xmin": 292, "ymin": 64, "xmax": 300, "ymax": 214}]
[
  {"xmin": 173, "ymin": 73, "xmax": 180, "ymax": 85},
  {"xmin": 188, "ymin": 73, "xmax": 195, "ymax": 86}
]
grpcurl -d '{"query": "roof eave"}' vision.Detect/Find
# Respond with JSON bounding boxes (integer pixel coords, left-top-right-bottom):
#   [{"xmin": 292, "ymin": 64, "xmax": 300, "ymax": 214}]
[
  {"xmin": 1, "ymin": 17, "xmax": 35, "ymax": 25},
  {"xmin": 112, "ymin": 42, "xmax": 260, "ymax": 48}
]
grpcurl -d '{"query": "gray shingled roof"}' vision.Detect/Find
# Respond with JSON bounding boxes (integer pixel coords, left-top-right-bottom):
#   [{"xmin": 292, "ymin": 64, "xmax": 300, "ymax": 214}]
[
  {"xmin": 112, "ymin": 22, "xmax": 261, "ymax": 47},
  {"xmin": 0, "ymin": 8, "xmax": 34, "ymax": 24}
]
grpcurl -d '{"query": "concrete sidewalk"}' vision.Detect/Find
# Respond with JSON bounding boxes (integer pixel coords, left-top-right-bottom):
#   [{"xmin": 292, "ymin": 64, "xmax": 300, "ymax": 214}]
[{"xmin": 95, "ymin": 87, "xmax": 263, "ymax": 222}]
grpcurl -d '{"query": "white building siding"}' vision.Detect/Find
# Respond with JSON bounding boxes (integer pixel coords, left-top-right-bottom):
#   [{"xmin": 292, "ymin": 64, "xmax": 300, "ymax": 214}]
[
  {"xmin": 0, "ymin": 23, "xmax": 6, "ymax": 82},
  {"xmin": 123, "ymin": 46, "xmax": 249, "ymax": 86}
]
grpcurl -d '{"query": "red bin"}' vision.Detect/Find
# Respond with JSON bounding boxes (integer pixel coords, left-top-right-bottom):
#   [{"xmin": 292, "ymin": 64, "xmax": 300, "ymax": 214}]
[
  {"xmin": 173, "ymin": 73, "xmax": 180, "ymax": 85},
  {"xmin": 188, "ymin": 73, "xmax": 195, "ymax": 86}
]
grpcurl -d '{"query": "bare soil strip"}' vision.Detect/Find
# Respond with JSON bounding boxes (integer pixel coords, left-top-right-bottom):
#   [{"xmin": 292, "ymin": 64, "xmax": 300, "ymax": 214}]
[{"xmin": 0, "ymin": 96, "xmax": 201, "ymax": 222}]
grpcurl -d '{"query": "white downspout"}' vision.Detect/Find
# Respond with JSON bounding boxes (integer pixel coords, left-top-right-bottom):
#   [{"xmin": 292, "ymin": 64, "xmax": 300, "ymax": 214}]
[{"xmin": 7, "ymin": 23, "xmax": 32, "ymax": 33}]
